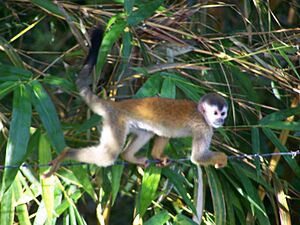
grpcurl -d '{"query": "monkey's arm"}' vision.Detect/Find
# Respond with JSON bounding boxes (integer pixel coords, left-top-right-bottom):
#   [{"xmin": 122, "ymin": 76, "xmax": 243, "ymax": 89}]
[{"xmin": 190, "ymin": 133, "xmax": 227, "ymax": 168}]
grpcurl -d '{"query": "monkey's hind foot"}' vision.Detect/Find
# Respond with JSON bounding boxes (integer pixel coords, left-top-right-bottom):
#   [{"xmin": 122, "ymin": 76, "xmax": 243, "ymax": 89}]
[
  {"xmin": 155, "ymin": 157, "xmax": 170, "ymax": 167},
  {"xmin": 145, "ymin": 156, "xmax": 170, "ymax": 168},
  {"xmin": 42, "ymin": 149, "xmax": 69, "ymax": 178}
]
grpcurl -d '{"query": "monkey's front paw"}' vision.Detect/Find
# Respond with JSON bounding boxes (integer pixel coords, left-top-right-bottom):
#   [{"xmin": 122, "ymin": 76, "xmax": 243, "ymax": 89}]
[
  {"xmin": 214, "ymin": 162, "xmax": 226, "ymax": 169},
  {"xmin": 214, "ymin": 153, "xmax": 227, "ymax": 169}
]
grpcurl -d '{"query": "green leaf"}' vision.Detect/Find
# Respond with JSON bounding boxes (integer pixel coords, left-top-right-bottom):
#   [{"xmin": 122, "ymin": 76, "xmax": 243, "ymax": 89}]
[
  {"xmin": 55, "ymin": 190, "xmax": 82, "ymax": 216},
  {"xmin": 0, "ymin": 64, "xmax": 32, "ymax": 81},
  {"xmin": 124, "ymin": 0, "xmax": 135, "ymax": 15},
  {"xmin": 161, "ymin": 77, "xmax": 176, "ymax": 98},
  {"xmin": 1, "ymin": 85, "xmax": 32, "ymax": 194},
  {"xmin": 144, "ymin": 210, "xmax": 170, "ymax": 225},
  {"xmin": 39, "ymin": 134, "xmax": 55, "ymax": 222},
  {"xmin": 174, "ymin": 214, "xmax": 197, "ymax": 225},
  {"xmin": 162, "ymin": 168, "xmax": 197, "ymax": 215},
  {"xmin": 259, "ymin": 106, "xmax": 300, "ymax": 125},
  {"xmin": 262, "ymin": 128, "xmax": 300, "ymax": 178},
  {"xmin": 223, "ymin": 166, "xmax": 267, "ymax": 221},
  {"xmin": 277, "ymin": 46, "xmax": 299, "ymax": 78},
  {"xmin": 115, "ymin": 30, "xmax": 133, "ymax": 81},
  {"xmin": 13, "ymin": 175, "xmax": 31, "ymax": 225},
  {"xmin": 227, "ymin": 63, "xmax": 259, "ymax": 103},
  {"xmin": 0, "ymin": 37, "xmax": 24, "ymax": 68},
  {"xmin": 261, "ymin": 121, "xmax": 300, "ymax": 131},
  {"xmin": 127, "ymin": 0, "xmax": 163, "ymax": 26},
  {"xmin": 111, "ymin": 164, "xmax": 124, "ymax": 205},
  {"xmin": 70, "ymin": 165, "xmax": 97, "ymax": 201},
  {"xmin": 159, "ymin": 72, "xmax": 203, "ymax": 101},
  {"xmin": 30, "ymin": 0, "xmax": 70, "ymax": 19},
  {"xmin": 251, "ymin": 128, "xmax": 261, "ymax": 175},
  {"xmin": 139, "ymin": 166, "xmax": 161, "ymax": 217},
  {"xmin": 95, "ymin": 19, "xmax": 127, "ymax": 78},
  {"xmin": 43, "ymin": 75, "xmax": 76, "ymax": 92},
  {"xmin": 135, "ymin": 74, "xmax": 163, "ymax": 98},
  {"xmin": 0, "ymin": 186, "xmax": 14, "ymax": 225},
  {"xmin": 0, "ymin": 81, "xmax": 18, "ymax": 100},
  {"xmin": 231, "ymin": 164, "xmax": 270, "ymax": 225},
  {"xmin": 205, "ymin": 167, "xmax": 226, "ymax": 225},
  {"xmin": 75, "ymin": 114, "xmax": 101, "ymax": 134},
  {"xmin": 29, "ymin": 80, "xmax": 66, "ymax": 153}
]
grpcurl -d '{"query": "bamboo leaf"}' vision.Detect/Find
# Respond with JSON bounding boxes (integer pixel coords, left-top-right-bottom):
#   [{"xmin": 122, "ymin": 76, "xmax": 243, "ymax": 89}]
[
  {"xmin": 0, "ymin": 81, "xmax": 18, "ymax": 100},
  {"xmin": 30, "ymin": 0, "xmax": 69, "ymax": 19},
  {"xmin": 162, "ymin": 168, "xmax": 197, "ymax": 215},
  {"xmin": 161, "ymin": 77, "xmax": 176, "ymax": 98},
  {"xmin": 262, "ymin": 128, "xmax": 300, "ymax": 178},
  {"xmin": 0, "ymin": 64, "xmax": 32, "ymax": 81},
  {"xmin": 43, "ymin": 75, "xmax": 76, "ymax": 92},
  {"xmin": 1, "ymin": 85, "xmax": 32, "ymax": 194},
  {"xmin": 135, "ymin": 74, "xmax": 163, "ymax": 98},
  {"xmin": 95, "ymin": 19, "xmax": 126, "ymax": 77},
  {"xmin": 127, "ymin": 0, "xmax": 163, "ymax": 26},
  {"xmin": 144, "ymin": 211, "xmax": 170, "ymax": 225},
  {"xmin": 0, "ymin": 186, "xmax": 14, "ymax": 225},
  {"xmin": 29, "ymin": 80, "xmax": 66, "ymax": 152},
  {"xmin": 251, "ymin": 128, "xmax": 262, "ymax": 175},
  {"xmin": 174, "ymin": 214, "xmax": 197, "ymax": 225},
  {"xmin": 260, "ymin": 106, "xmax": 300, "ymax": 125},
  {"xmin": 139, "ymin": 166, "xmax": 161, "ymax": 217},
  {"xmin": 261, "ymin": 121, "xmax": 300, "ymax": 131},
  {"xmin": 232, "ymin": 165, "xmax": 270, "ymax": 225},
  {"xmin": 0, "ymin": 37, "xmax": 24, "ymax": 68},
  {"xmin": 111, "ymin": 164, "xmax": 124, "ymax": 205},
  {"xmin": 205, "ymin": 167, "xmax": 226, "ymax": 225},
  {"xmin": 273, "ymin": 175, "xmax": 292, "ymax": 225},
  {"xmin": 115, "ymin": 30, "xmax": 133, "ymax": 81},
  {"xmin": 13, "ymin": 175, "xmax": 31, "ymax": 225},
  {"xmin": 124, "ymin": 0, "xmax": 135, "ymax": 14},
  {"xmin": 39, "ymin": 134, "xmax": 55, "ymax": 223},
  {"xmin": 69, "ymin": 165, "xmax": 97, "ymax": 201}
]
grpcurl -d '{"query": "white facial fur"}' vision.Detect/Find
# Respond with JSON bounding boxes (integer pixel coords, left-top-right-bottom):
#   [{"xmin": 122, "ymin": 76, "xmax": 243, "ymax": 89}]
[{"xmin": 201, "ymin": 102, "xmax": 228, "ymax": 128}]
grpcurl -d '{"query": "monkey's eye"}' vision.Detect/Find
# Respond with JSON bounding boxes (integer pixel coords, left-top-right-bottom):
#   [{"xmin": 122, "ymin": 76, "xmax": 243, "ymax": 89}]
[
  {"xmin": 214, "ymin": 111, "xmax": 218, "ymax": 115},
  {"xmin": 221, "ymin": 112, "xmax": 226, "ymax": 116}
]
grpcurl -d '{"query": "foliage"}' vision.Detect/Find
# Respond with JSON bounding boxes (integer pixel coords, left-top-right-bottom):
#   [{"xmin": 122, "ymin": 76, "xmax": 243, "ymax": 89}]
[{"xmin": 0, "ymin": 0, "xmax": 300, "ymax": 224}]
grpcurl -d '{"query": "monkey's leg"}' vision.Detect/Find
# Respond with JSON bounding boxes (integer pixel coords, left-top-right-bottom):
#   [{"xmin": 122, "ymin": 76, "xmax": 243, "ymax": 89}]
[
  {"xmin": 44, "ymin": 118, "xmax": 127, "ymax": 177},
  {"xmin": 121, "ymin": 130, "xmax": 154, "ymax": 165},
  {"xmin": 67, "ymin": 119, "xmax": 127, "ymax": 166},
  {"xmin": 151, "ymin": 136, "xmax": 170, "ymax": 166}
]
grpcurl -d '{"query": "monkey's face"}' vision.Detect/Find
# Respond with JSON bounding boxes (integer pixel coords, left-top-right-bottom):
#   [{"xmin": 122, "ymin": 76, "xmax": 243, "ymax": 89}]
[{"xmin": 200, "ymin": 102, "xmax": 228, "ymax": 128}]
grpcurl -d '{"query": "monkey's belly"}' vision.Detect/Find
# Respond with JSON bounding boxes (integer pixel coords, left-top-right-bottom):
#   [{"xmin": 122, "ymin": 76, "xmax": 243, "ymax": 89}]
[{"xmin": 129, "ymin": 120, "xmax": 190, "ymax": 138}]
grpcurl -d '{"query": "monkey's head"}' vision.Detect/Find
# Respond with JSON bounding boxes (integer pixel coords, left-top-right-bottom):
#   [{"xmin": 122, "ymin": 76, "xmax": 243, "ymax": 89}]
[{"xmin": 198, "ymin": 93, "xmax": 228, "ymax": 128}]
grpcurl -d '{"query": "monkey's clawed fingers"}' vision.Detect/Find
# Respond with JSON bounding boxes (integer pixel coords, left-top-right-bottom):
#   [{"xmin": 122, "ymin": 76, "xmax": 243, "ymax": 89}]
[
  {"xmin": 155, "ymin": 157, "xmax": 171, "ymax": 167},
  {"xmin": 144, "ymin": 157, "xmax": 170, "ymax": 168}
]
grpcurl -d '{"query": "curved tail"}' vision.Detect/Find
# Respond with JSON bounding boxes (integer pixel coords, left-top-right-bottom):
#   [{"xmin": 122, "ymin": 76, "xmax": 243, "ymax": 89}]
[{"xmin": 76, "ymin": 27, "xmax": 108, "ymax": 116}]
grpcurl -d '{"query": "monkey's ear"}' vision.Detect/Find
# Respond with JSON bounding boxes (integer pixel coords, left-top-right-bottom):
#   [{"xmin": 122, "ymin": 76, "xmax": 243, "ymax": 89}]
[{"xmin": 197, "ymin": 101, "xmax": 205, "ymax": 114}]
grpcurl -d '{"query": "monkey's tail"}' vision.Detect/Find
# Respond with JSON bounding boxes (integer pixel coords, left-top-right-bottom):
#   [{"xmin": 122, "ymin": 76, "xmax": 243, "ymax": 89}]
[
  {"xmin": 76, "ymin": 26, "xmax": 108, "ymax": 116},
  {"xmin": 76, "ymin": 26, "xmax": 103, "ymax": 90}
]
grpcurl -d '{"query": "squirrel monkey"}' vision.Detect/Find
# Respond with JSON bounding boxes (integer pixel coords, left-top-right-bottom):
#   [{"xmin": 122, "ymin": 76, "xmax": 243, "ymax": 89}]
[{"xmin": 44, "ymin": 27, "xmax": 228, "ymax": 177}]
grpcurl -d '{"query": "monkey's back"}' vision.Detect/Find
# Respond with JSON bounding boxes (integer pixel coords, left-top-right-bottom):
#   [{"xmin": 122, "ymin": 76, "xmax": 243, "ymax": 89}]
[{"xmin": 112, "ymin": 97, "xmax": 204, "ymax": 130}]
